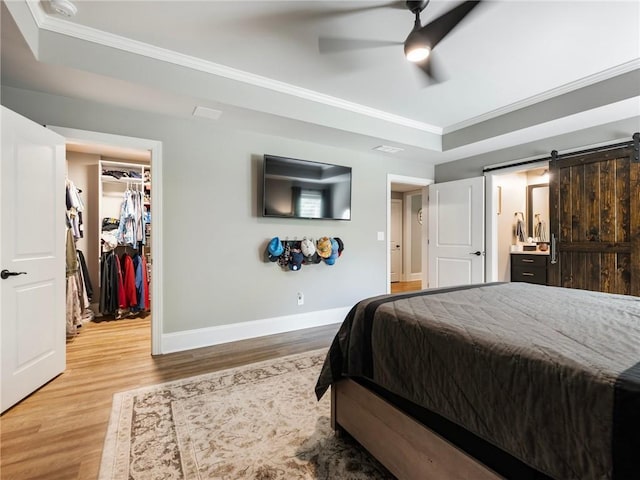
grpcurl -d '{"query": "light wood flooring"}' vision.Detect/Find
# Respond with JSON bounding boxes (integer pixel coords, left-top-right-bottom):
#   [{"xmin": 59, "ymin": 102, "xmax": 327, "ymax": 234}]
[
  {"xmin": 0, "ymin": 317, "xmax": 339, "ymax": 480},
  {"xmin": 390, "ymin": 280, "xmax": 422, "ymax": 294}
]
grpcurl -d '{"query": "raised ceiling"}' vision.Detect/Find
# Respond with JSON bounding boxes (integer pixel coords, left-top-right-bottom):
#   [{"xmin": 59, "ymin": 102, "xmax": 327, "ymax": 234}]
[{"xmin": 2, "ymin": 0, "xmax": 639, "ymax": 164}]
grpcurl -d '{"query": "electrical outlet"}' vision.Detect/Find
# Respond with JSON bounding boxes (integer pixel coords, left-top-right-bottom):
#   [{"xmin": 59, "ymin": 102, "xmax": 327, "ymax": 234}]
[{"xmin": 297, "ymin": 292, "xmax": 304, "ymax": 306}]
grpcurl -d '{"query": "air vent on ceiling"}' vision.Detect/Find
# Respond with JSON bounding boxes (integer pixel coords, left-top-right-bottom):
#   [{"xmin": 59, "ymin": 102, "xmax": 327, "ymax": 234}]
[
  {"xmin": 193, "ymin": 106, "xmax": 223, "ymax": 120},
  {"xmin": 373, "ymin": 145, "xmax": 404, "ymax": 154}
]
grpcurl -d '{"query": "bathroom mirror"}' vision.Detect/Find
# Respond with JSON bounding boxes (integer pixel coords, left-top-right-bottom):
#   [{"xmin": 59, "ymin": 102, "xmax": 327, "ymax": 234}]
[{"xmin": 527, "ymin": 184, "xmax": 549, "ymax": 242}]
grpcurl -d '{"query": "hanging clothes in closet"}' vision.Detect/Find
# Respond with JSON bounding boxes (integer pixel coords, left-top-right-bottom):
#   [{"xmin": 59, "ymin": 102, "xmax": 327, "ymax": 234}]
[
  {"xmin": 116, "ymin": 186, "xmax": 147, "ymax": 248},
  {"xmin": 99, "ymin": 250, "xmax": 120, "ymax": 316},
  {"xmin": 98, "ymin": 165, "xmax": 150, "ymax": 318},
  {"xmin": 66, "ymin": 178, "xmax": 85, "ymax": 240},
  {"xmin": 65, "ymin": 179, "xmax": 94, "ymax": 337},
  {"xmin": 99, "ymin": 247, "xmax": 149, "ymax": 318}
]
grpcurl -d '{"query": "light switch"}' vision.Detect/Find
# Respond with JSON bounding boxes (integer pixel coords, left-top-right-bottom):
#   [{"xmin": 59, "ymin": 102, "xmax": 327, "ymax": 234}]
[{"xmin": 377, "ymin": 231, "xmax": 385, "ymax": 241}]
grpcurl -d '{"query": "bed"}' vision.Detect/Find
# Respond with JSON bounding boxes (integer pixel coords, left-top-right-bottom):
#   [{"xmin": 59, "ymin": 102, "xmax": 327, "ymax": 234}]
[{"xmin": 315, "ymin": 282, "xmax": 640, "ymax": 480}]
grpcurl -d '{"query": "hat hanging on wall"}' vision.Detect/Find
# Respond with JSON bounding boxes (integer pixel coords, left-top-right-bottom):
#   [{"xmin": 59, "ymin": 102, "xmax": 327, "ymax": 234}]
[
  {"xmin": 324, "ymin": 238, "xmax": 340, "ymax": 265},
  {"xmin": 278, "ymin": 242, "xmax": 292, "ymax": 268},
  {"xmin": 265, "ymin": 236, "xmax": 344, "ymax": 269},
  {"xmin": 289, "ymin": 250, "xmax": 304, "ymax": 271},
  {"xmin": 316, "ymin": 236, "xmax": 332, "ymax": 258},
  {"xmin": 301, "ymin": 238, "xmax": 316, "ymax": 259},
  {"xmin": 266, "ymin": 236, "xmax": 284, "ymax": 262}
]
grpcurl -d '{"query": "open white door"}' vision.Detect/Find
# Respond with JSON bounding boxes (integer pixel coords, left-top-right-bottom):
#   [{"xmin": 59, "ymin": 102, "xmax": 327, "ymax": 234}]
[
  {"xmin": 1, "ymin": 106, "xmax": 66, "ymax": 412},
  {"xmin": 428, "ymin": 177, "xmax": 485, "ymax": 288}
]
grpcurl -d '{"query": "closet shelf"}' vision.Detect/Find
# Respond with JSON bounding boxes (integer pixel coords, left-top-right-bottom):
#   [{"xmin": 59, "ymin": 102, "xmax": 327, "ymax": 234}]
[{"xmin": 101, "ymin": 175, "xmax": 144, "ymax": 185}]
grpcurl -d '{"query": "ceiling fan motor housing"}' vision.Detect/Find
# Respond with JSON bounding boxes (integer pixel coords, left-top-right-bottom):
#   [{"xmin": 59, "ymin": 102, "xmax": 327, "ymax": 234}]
[
  {"xmin": 406, "ymin": 0, "xmax": 430, "ymax": 14},
  {"xmin": 404, "ymin": 1, "xmax": 430, "ymax": 59}
]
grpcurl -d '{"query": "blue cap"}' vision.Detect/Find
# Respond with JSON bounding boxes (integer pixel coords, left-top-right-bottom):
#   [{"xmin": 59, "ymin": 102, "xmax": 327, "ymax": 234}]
[
  {"xmin": 267, "ymin": 237, "xmax": 284, "ymax": 256},
  {"xmin": 324, "ymin": 238, "xmax": 340, "ymax": 265},
  {"xmin": 289, "ymin": 251, "xmax": 304, "ymax": 271},
  {"xmin": 330, "ymin": 238, "xmax": 339, "ymax": 255}
]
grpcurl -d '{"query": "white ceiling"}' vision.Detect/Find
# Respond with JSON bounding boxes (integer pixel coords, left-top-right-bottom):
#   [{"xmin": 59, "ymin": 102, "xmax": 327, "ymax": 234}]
[
  {"xmin": 2, "ymin": 0, "xmax": 639, "ymax": 165},
  {"xmin": 49, "ymin": 0, "xmax": 638, "ymax": 129}
]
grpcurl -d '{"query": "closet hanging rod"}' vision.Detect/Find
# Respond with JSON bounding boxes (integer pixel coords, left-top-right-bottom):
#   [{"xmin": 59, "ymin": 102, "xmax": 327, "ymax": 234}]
[
  {"xmin": 100, "ymin": 175, "xmax": 144, "ymax": 184},
  {"xmin": 100, "ymin": 160, "xmax": 151, "ymax": 170}
]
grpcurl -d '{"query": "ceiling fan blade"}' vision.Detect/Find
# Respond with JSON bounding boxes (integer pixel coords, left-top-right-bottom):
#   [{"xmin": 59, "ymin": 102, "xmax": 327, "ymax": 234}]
[
  {"xmin": 418, "ymin": 0, "xmax": 482, "ymax": 50},
  {"xmin": 387, "ymin": 1, "xmax": 412, "ymax": 10},
  {"xmin": 315, "ymin": 1, "xmax": 406, "ymax": 17},
  {"xmin": 357, "ymin": 1, "xmax": 407, "ymax": 11},
  {"xmin": 319, "ymin": 37, "xmax": 403, "ymax": 54},
  {"xmin": 339, "ymin": 1, "xmax": 407, "ymax": 13},
  {"xmin": 414, "ymin": 55, "xmax": 444, "ymax": 86}
]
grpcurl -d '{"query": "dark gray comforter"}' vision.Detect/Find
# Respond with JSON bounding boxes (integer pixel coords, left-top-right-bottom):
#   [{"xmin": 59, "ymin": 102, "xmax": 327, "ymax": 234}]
[{"xmin": 315, "ymin": 282, "xmax": 640, "ymax": 480}]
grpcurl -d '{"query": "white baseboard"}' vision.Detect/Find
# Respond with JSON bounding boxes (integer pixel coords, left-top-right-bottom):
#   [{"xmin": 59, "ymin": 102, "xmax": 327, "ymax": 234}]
[
  {"xmin": 161, "ymin": 307, "xmax": 349, "ymax": 354},
  {"xmin": 407, "ymin": 272, "xmax": 422, "ymax": 282}
]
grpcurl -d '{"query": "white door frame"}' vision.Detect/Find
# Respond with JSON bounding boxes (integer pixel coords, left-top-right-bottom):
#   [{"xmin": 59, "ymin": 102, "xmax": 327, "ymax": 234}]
[
  {"xmin": 47, "ymin": 126, "xmax": 164, "ymax": 355},
  {"xmin": 390, "ymin": 198, "xmax": 403, "ymax": 283},
  {"xmin": 403, "ymin": 189, "xmax": 423, "ymax": 282},
  {"xmin": 484, "ymin": 160, "xmax": 548, "ymax": 283},
  {"xmin": 387, "ymin": 174, "xmax": 433, "ymax": 293}
]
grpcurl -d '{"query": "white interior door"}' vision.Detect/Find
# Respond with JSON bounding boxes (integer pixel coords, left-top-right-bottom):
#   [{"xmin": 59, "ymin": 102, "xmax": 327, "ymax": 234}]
[
  {"xmin": 1, "ymin": 106, "xmax": 66, "ymax": 413},
  {"xmin": 390, "ymin": 199, "xmax": 402, "ymax": 282},
  {"xmin": 428, "ymin": 177, "xmax": 485, "ymax": 288}
]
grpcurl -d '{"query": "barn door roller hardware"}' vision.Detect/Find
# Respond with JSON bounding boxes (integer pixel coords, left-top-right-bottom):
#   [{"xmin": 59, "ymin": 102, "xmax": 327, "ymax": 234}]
[{"xmin": 633, "ymin": 132, "xmax": 639, "ymax": 163}]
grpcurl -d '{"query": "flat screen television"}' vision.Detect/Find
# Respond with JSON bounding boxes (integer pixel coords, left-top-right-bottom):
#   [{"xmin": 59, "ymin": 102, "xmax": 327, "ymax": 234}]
[{"xmin": 262, "ymin": 154, "xmax": 352, "ymax": 220}]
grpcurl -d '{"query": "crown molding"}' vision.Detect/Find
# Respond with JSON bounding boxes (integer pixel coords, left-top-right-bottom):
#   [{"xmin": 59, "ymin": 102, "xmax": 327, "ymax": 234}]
[
  {"xmin": 26, "ymin": 2, "xmax": 442, "ymax": 135},
  {"xmin": 26, "ymin": 0, "xmax": 46, "ymax": 25},
  {"xmin": 444, "ymin": 58, "xmax": 640, "ymax": 134},
  {"xmin": 25, "ymin": 1, "xmax": 636, "ymax": 139}
]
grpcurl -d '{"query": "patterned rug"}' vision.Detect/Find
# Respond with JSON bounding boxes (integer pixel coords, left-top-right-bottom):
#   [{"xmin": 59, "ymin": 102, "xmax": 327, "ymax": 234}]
[{"xmin": 99, "ymin": 349, "xmax": 393, "ymax": 479}]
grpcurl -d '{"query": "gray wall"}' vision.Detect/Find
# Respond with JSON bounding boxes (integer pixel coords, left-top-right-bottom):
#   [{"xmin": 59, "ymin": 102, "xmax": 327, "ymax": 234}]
[
  {"xmin": 2, "ymin": 86, "xmax": 434, "ymax": 335},
  {"xmin": 435, "ymin": 117, "xmax": 640, "ymax": 183}
]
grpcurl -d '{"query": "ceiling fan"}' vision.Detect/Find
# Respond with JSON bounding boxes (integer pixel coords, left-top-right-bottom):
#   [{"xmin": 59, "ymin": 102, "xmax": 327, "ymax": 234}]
[{"xmin": 319, "ymin": 0, "xmax": 482, "ymax": 83}]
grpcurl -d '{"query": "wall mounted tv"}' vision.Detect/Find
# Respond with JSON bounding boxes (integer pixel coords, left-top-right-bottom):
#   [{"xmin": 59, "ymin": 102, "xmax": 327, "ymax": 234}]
[{"xmin": 262, "ymin": 154, "xmax": 352, "ymax": 220}]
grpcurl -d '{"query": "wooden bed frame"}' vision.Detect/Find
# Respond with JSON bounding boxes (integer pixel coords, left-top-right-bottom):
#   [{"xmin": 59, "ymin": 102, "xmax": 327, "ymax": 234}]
[{"xmin": 331, "ymin": 378, "xmax": 503, "ymax": 480}]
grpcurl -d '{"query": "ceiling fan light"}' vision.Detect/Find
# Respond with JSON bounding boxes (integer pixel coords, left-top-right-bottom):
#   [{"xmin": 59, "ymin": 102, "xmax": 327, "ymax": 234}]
[
  {"xmin": 404, "ymin": 28, "xmax": 430, "ymax": 63},
  {"xmin": 406, "ymin": 46, "xmax": 430, "ymax": 62}
]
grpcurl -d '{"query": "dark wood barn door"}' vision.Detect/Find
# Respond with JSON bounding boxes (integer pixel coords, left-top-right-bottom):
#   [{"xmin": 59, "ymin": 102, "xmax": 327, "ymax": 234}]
[{"xmin": 548, "ymin": 146, "xmax": 639, "ymax": 296}]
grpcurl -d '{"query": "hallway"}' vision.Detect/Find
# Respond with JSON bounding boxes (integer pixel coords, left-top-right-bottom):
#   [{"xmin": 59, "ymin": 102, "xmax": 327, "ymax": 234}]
[{"xmin": 390, "ymin": 280, "xmax": 422, "ymax": 294}]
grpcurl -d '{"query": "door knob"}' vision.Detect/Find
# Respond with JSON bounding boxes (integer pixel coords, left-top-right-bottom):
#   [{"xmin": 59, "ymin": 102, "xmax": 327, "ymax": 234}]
[
  {"xmin": 469, "ymin": 251, "xmax": 482, "ymax": 256},
  {"xmin": 1, "ymin": 269, "xmax": 27, "ymax": 280}
]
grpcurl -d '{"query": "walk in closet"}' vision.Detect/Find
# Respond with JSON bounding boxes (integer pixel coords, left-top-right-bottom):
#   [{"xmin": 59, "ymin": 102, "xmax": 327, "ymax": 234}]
[
  {"xmin": 99, "ymin": 160, "xmax": 152, "ymax": 318},
  {"xmin": 65, "ymin": 148, "xmax": 152, "ymax": 334}
]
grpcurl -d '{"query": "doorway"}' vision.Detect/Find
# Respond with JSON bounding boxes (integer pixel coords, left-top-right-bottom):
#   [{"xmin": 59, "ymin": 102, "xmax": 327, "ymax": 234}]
[
  {"xmin": 49, "ymin": 126, "xmax": 164, "ymax": 355},
  {"xmin": 387, "ymin": 174, "xmax": 433, "ymax": 294},
  {"xmin": 485, "ymin": 162, "xmax": 549, "ymax": 283}
]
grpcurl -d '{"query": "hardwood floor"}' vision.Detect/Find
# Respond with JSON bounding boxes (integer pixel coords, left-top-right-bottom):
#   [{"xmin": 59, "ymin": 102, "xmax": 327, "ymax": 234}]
[
  {"xmin": 390, "ymin": 280, "xmax": 422, "ymax": 294},
  {"xmin": 0, "ymin": 317, "xmax": 339, "ymax": 480}
]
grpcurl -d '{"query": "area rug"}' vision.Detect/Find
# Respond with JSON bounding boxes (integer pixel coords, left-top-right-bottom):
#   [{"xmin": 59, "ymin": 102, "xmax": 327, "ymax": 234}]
[{"xmin": 99, "ymin": 349, "xmax": 393, "ymax": 479}]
